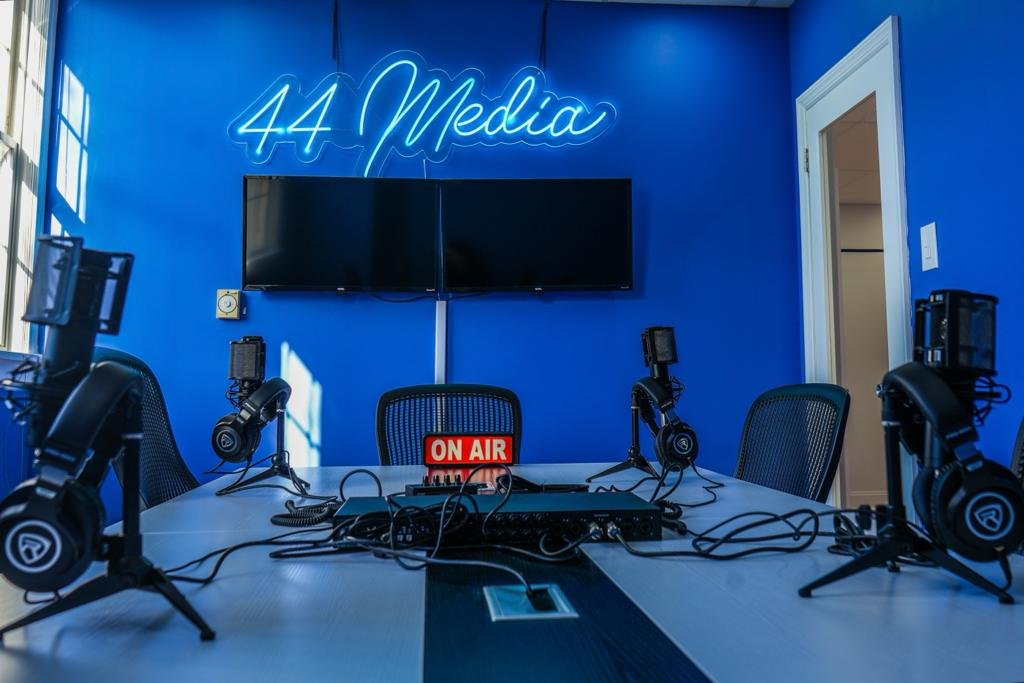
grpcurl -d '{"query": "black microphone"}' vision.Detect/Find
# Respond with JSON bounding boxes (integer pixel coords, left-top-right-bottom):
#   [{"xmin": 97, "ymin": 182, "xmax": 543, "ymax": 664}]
[
  {"xmin": 28, "ymin": 250, "xmax": 113, "ymax": 448},
  {"xmin": 14, "ymin": 236, "xmax": 133, "ymax": 451},
  {"xmin": 641, "ymin": 326, "xmax": 678, "ymax": 392}
]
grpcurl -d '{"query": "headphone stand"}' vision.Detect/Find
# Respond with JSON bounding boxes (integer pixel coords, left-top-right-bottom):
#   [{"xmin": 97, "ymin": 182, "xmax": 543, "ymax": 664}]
[
  {"xmin": 798, "ymin": 395, "xmax": 1013, "ymax": 604},
  {"xmin": 0, "ymin": 427, "xmax": 216, "ymax": 642},
  {"xmin": 216, "ymin": 407, "xmax": 312, "ymax": 497},
  {"xmin": 588, "ymin": 388, "xmax": 659, "ymax": 482}
]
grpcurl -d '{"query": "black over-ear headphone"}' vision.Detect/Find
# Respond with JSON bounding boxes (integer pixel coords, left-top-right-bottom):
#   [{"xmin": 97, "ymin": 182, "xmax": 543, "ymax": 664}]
[
  {"xmin": 0, "ymin": 362, "xmax": 141, "ymax": 592},
  {"xmin": 633, "ymin": 377, "xmax": 698, "ymax": 468},
  {"xmin": 885, "ymin": 363, "xmax": 1024, "ymax": 562},
  {"xmin": 211, "ymin": 377, "xmax": 291, "ymax": 463}
]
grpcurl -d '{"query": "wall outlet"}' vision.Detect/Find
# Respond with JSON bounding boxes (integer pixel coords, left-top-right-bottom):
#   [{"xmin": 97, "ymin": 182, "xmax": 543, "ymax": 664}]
[{"xmin": 920, "ymin": 222, "xmax": 939, "ymax": 271}]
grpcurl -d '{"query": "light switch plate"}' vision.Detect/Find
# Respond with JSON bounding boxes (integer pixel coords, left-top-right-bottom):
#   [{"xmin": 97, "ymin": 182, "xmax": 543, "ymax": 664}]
[
  {"xmin": 920, "ymin": 222, "xmax": 939, "ymax": 271},
  {"xmin": 216, "ymin": 289, "xmax": 244, "ymax": 320}
]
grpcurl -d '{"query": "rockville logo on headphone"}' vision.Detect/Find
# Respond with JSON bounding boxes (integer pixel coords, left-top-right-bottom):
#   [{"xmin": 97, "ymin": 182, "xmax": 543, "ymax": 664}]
[
  {"xmin": 674, "ymin": 434, "xmax": 693, "ymax": 454},
  {"xmin": 4, "ymin": 520, "xmax": 62, "ymax": 574},
  {"xmin": 965, "ymin": 492, "xmax": 1015, "ymax": 541},
  {"xmin": 217, "ymin": 432, "xmax": 236, "ymax": 451}
]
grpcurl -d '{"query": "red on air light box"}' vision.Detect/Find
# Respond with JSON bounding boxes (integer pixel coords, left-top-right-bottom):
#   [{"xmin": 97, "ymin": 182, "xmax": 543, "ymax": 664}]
[{"xmin": 423, "ymin": 434, "xmax": 514, "ymax": 467}]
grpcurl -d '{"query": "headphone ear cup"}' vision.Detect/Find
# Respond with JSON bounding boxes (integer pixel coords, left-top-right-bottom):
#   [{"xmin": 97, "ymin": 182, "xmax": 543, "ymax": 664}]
[
  {"xmin": 212, "ymin": 414, "xmax": 246, "ymax": 463},
  {"xmin": 655, "ymin": 423, "xmax": 698, "ymax": 467},
  {"xmin": 938, "ymin": 460, "xmax": 1024, "ymax": 562},
  {"xmin": 930, "ymin": 462, "xmax": 971, "ymax": 556},
  {"xmin": 912, "ymin": 467, "xmax": 937, "ymax": 534},
  {"xmin": 53, "ymin": 482, "xmax": 104, "ymax": 588},
  {"xmin": 246, "ymin": 426, "xmax": 262, "ymax": 459},
  {"xmin": 0, "ymin": 481, "xmax": 103, "ymax": 592}
]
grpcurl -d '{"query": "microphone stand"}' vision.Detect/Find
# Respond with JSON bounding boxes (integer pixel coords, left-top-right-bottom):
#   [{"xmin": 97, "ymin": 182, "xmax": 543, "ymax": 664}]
[
  {"xmin": 216, "ymin": 406, "xmax": 311, "ymax": 496},
  {"xmin": 587, "ymin": 386, "xmax": 659, "ymax": 482},
  {"xmin": 798, "ymin": 388, "xmax": 1013, "ymax": 603},
  {"xmin": 0, "ymin": 385, "xmax": 216, "ymax": 641}
]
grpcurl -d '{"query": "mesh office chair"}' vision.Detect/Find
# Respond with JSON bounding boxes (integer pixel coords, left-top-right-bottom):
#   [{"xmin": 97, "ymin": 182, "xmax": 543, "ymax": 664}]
[
  {"xmin": 93, "ymin": 347, "xmax": 199, "ymax": 508},
  {"xmin": 376, "ymin": 384, "xmax": 522, "ymax": 466},
  {"xmin": 734, "ymin": 383, "xmax": 850, "ymax": 503},
  {"xmin": 1012, "ymin": 417, "xmax": 1024, "ymax": 485}
]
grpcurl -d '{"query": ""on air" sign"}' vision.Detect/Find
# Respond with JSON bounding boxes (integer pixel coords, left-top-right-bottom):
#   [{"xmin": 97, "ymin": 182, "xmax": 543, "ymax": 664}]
[{"xmin": 423, "ymin": 434, "xmax": 514, "ymax": 467}]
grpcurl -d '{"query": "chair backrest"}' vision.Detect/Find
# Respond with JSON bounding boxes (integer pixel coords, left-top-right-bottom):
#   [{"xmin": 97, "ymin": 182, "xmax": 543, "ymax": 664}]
[
  {"xmin": 1012, "ymin": 417, "xmax": 1024, "ymax": 485},
  {"xmin": 93, "ymin": 347, "xmax": 199, "ymax": 508},
  {"xmin": 376, "ymin": 384, "xmax": 522, "ymax": 466},
  {"xmin": 734, "ymin": 383, "xmax": 851, "ymax": 503}
]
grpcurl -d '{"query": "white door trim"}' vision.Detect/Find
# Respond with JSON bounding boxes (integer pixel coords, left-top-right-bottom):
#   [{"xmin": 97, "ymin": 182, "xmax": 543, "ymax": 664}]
[
  {"xmin": 796, "ymin": 15, "xmax": 912, "ymax": 385},
  {"xmin": 795, "ymin": 16, "xmax": 912, "ymax": 506}
]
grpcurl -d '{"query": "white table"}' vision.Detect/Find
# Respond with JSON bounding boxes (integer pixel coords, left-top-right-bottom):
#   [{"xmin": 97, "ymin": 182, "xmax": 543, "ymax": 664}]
[{"xmin": 1, "ymin": 463, "xmax": 1021, "ymax": 682}]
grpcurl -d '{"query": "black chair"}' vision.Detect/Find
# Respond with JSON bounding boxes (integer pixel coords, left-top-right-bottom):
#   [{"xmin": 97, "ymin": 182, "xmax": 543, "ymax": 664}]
[
  {"xmin": 1012, "ymin": 417, "xmax": 1024, "ymax": 485},
  {"xmin": 734, "ymin": 383, "xmax": 851, "ymax": 503},
  {"xmin": 376, "ymin": 384, "xmax": 522, "ymax": 466},
  {"xmin": 93, "ymin": 347, "xmax": 199, "ymax": 508}
]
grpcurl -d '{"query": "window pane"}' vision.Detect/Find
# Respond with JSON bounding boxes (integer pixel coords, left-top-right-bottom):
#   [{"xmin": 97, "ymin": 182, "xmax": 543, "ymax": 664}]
[
  {"xmin": 9, "ymin": 261, "xmax": 31, "ymax": 352},
  {"xmin": 20, "ymin": 80, "xmax": 43, "ymax": 162},
  {"xmin": 0, "ymin": 49, "xmax": 10, "ymax": 124},
  {"xmin": 0, "ymin": 3, "xmax": 13, "ymax": 51},
  {"xmin": 17, "ymin": 179, "xmax": 36, "ymax": 265},
  {"xmin": 0, "ymin": 149, "xmax": 12, "ymax": 251}
]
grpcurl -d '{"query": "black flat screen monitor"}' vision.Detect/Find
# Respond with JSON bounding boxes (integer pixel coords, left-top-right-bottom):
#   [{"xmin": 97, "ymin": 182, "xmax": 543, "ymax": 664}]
[
  {"xmin": 440, "ymin": 179, "xmax": 632, "ymax": 292},
  {"xmin": 243, "ymin": 176, "xmax": 438, "ymax": 291}
]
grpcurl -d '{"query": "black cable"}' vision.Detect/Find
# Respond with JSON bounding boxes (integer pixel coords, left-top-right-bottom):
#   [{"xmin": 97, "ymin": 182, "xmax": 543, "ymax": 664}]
[
  {"xmin": 361, "ymin": 544, "xmax": 543, "ymax": 598},
  {"xmin": 271, "ymin": 499, "xmax": 341, "ymax": 527},
  {"xmin": 676, "ymin": 464, "xmax": 726, "ymax": 509},
  {"xmin": 609, "ymin": 508, "xmax": 822, "ymax": 560},
  {"xmin": 338, "ymin": 468, "xmax": 384, "ymax": 501},
  {"xmin": 538, "ymin": 0, "xmax": 549, "ymax": 70},
  {"xmin": 331, "ymin": 0, "xmax": 341, "ymax": 73},
  {"xmin": 538, "ymin": 526, "xmax": 601, "ymax": 556},
  {"xmin": 166, "ymin": 525, "xmax": 339, "ymax": 584}
]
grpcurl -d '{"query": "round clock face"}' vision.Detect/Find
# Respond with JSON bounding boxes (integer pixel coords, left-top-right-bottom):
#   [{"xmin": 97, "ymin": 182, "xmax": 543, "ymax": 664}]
[{"xmin": 218, "ymin": 294, "xmax": 237, "ymax": 313}]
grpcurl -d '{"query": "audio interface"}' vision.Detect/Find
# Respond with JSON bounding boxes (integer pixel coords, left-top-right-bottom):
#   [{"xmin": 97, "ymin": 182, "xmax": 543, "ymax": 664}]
[{"xmin": 334, "ymin": 491, "xmax": 662, "ymax": 545}]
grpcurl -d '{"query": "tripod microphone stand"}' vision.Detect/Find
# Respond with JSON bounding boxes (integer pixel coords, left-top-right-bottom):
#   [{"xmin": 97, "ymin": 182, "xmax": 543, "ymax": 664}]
[
  {"xmin": 798, "ymin": 389, "xmax": 1014, "ymax": 603},
  {"xmin": 216, "ymin": 406, "xmax": 312, "ymax": 496},
  {"xmin": 0, "ymin": 404, "xmax": 216, "ymax": 642},
  {"xmin": 588, "ymin": 386, "xmax": 660, "ymax": 482}
]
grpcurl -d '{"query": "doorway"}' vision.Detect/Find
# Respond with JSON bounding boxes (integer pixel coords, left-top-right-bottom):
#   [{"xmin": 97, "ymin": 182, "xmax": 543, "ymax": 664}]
[
  {"xmin": 826, "ymin": 95, "xmax": 888, "ymax": 506},
  {"xmin": 795, "ymin": 17, "xmax": 913, "ymax": 505}
]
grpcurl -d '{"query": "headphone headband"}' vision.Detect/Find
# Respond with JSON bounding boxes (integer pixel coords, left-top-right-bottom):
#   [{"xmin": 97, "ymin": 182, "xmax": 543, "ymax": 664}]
[
  {"xmin": 240, "ymin": 377, "xmax": 291, "ymax": 426},
  {"xmin": 37, "ymin": 361, "xmax": 142, "ymax": 488},
  {"xmin": 882, "ymin": 362, "xmax": 978, "ymax": 455},
  {"xmin": 634, "ymin": 377, "xmax": 674, "ymax": 412}
]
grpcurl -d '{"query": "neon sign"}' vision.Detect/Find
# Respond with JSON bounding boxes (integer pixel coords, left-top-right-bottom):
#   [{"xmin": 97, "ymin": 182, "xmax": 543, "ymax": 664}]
[{"xmin": 229, "ymin": 51, "xmax": 616, "ymax": 176}]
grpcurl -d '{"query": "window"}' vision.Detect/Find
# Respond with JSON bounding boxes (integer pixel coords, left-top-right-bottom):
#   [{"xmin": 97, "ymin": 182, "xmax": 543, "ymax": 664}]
[
  {"xmin": 280, "ymin": 342, "xmax": 322, "ymax": 468},
  {"xmin": 0, "ymin": 0, "xmax": 54, "ymax": 352}
]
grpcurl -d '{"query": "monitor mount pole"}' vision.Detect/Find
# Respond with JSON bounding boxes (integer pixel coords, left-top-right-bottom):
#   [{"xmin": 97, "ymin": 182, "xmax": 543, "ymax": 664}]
[
  {"xmin": 798, "ymin": 388, "xmax": 1013, "ymax": 603},
  {"xmin": 0, "ymin": 397, "xmax": 216, "ymax": 642},
  {"xmin": 588, "ymin": 386, "xmax": 660, "ymax": 482},
  {"xmin": 216, "ymin": 406, "xmax": 311, "ymax": 497}
]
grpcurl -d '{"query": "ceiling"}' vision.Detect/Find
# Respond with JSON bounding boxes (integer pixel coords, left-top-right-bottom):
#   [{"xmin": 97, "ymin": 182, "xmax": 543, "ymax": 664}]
[
  {"xmin": 559, "ymin": 1, "xmax": 794, "ymax": 7},
  {"xmin": 830, "ymin": 95, "xmax": 880, "ymax": 204}
]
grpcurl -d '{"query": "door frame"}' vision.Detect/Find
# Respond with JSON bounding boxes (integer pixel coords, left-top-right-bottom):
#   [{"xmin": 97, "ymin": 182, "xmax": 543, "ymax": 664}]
[{"xmin": 795, "ymin": 16, "xmax": 912, "ymax": 502}]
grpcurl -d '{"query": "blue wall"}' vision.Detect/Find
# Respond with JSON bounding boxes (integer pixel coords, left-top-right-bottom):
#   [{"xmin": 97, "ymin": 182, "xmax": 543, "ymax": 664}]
[
  {"xmin": 789, "ymin": 0, "xmax": 1024, "ymax": 465},
  {"xmin": 47, "ymin": 0, "xmax": 801, "ymax": 512}
]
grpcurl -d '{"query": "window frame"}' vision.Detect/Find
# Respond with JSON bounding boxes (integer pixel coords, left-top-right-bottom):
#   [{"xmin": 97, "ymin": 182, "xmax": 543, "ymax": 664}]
[{"xmin": 0, "ymin": 0, "xmax": 58, "ymax": 353}]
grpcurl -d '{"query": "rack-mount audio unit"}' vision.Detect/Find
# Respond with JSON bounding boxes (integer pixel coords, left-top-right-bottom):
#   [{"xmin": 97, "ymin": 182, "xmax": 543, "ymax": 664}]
[{"xmin": 334, "ymin": 491, "xmax": 662, "ymax": 545}]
